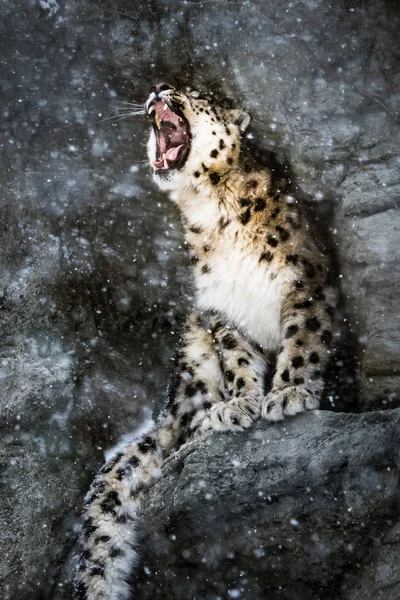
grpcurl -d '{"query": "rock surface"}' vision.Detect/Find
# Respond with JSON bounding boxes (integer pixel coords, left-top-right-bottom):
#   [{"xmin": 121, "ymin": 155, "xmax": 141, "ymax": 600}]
[
  {"xmin": 0, "ymin": 0, "xmax": 399, "ymax": 598},
  {"xmin": 136, "ymin": 410, "xmax": 400, "ymax": 600}
]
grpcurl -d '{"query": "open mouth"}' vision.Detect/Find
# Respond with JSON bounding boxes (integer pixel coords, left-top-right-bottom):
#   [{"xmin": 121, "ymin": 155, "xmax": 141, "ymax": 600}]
[{"xmin": 148, "ymin": 100, "xmax": 190, "ymax": 171}]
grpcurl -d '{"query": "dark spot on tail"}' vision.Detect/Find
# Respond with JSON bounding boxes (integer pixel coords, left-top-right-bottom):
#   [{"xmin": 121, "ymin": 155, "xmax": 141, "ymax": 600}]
[
  {"xmin": 89, "ymin": 563, "xmax": 105, "ymax": 577},
  {"xmin": 128, "ymin": 455, "xmax": 140, "ymax": 468},
  {"xmin": 196, "ymin": 380, "xmax": 208, "ymax": 393},
  {"xmin": 110, "ymin": 546, "xmax": 125, "ymax": 558},
  {"xmin": 99, "ymin": 452, "xmax": 124, "ymax": 475},
  {"xmin": 100, "ymin": 491, "xmax": 121, "ymax": 514},
  {"xmin": 185, "ymin": 382, "xmax": 198, "ymax": 397},
  {"xmin": 138, "ymin": 436, "xmax": 157, "ymax": 454},
  {"xmin": 95, "ymin": 535, "xmax": 111, "ymax": 544},
  {"xmin": 115, "ymin": 513, "xmax": 128, "ymax": 524},
  {"xmin": 115, "ymin": 468, "xmax": 127, "ymax": 481}
]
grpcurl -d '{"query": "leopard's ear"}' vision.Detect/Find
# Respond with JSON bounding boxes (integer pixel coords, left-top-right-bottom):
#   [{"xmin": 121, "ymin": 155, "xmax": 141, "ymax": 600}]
[{"xmin": 229, "ymin": 109, "xmax": 251, "ymax": 133}]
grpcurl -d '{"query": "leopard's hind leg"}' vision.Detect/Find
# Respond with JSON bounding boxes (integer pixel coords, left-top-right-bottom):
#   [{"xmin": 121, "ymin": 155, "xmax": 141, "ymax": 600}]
[
  {"xmin": 201, "ymin": 315, "xmax": 268, "ymax": 431},
  {"xmin": 166, "ymin": 311, "xmax": 268, "ymax": 435}
]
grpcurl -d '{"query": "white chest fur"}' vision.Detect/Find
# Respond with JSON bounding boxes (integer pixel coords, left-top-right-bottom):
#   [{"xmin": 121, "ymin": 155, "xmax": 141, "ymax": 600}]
[{"xmin": 194, "ymin": 238, "xmax": 286, "ymax": 351}]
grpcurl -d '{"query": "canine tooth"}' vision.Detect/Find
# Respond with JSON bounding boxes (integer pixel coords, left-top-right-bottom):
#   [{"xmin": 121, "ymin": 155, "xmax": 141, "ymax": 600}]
[
  {"xmin": 148, "ymin": 105, "xmax": 156, "ymax": 115},
  {"xmin": 163, "ymin": 103, "xmax": 168, "ymax": 111},
  {"xmin": 155, "ymin": 114, "xmax": 161, "ymax": 129},
  {"xmin": 163, "ymin": 154, "xmax": 168, "ymax": 169}
]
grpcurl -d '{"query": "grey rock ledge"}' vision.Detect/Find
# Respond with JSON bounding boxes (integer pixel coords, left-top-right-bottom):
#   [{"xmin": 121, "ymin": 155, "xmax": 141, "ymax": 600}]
[{"xmin": 137, "ymin": 409, "xmax": 400, "ymax": 600}]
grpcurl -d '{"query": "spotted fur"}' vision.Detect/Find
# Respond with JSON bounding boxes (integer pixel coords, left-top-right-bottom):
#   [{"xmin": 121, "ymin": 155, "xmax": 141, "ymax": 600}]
[{"xmin": 74, "ymin": 85, "xmax": 338, "ymax": 599}]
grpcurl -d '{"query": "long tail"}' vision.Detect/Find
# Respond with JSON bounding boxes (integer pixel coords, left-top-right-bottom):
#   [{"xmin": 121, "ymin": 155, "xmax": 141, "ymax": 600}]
[{"xmin": 74, "ymin": 430, "xmax": 164, "ymax": 600}]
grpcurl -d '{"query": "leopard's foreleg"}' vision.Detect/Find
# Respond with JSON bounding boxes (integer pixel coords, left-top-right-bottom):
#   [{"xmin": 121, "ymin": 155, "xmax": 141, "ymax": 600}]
[{"xmin": 262, "ymin": 283, "xmax": 336, "ymax": 421}]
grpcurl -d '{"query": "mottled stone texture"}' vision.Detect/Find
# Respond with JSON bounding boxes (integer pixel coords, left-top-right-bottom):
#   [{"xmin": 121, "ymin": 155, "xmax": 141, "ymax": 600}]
[
  {"xmin": 137, "ymin": 410, "xmax": 400, "ymax": 600},
  {"xmin": 0, "ymin": 0, "xmax": 399, "ymax": 598}
]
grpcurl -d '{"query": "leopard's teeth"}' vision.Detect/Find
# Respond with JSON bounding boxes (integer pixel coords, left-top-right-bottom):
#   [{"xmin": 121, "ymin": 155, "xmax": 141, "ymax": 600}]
[
  {"xmin": 163, "ymin": 103, "xmax": 168, "ymax": 111},
  {"xmin": 155, "ymin": 114, "xmax": 161, "ymax": 129},
  {"xmin": 148, "ymin": 105, "xmax": 156, "ymax": 115},
  {"xmin": 163, "ymin": 154, "xmax": 168, "ymax": 169}
]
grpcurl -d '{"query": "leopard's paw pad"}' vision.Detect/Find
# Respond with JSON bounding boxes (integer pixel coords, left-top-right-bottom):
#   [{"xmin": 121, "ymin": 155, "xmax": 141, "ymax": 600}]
[
  {"xmin": 202, "ymin": 396, "xmax": 261, "ymax": 432},
  {"xmin": 261, "ymin": 387, "xmax": 319, "ymax": 422}
]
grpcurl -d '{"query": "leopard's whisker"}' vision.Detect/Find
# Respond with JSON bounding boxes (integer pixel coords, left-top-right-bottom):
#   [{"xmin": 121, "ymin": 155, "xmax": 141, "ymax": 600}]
[
  {"xmin": 100, "ymin": 110, "xmax": 145, "ymax": 123},
  {"xmin": 114, "ymin": 100, "xmax": 145, "ymax": 108}
]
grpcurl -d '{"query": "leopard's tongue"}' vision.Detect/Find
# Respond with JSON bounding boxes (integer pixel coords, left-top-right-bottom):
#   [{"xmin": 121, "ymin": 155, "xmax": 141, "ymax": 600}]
[{"xmin": 152, "ymin": 144, "xmax": 185, "ymax": 169}]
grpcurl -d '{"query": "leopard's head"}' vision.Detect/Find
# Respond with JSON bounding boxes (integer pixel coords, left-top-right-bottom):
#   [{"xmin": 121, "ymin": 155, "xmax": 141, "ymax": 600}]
[{"xmin": 145, "ymin": 83, "xmax": 250, "ymax": 193}]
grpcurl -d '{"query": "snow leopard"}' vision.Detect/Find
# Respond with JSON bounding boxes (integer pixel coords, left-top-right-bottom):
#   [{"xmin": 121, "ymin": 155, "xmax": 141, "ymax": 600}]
[{"xmin": 74, "ymin": 83, "xmax": 340, "ymax": 599}]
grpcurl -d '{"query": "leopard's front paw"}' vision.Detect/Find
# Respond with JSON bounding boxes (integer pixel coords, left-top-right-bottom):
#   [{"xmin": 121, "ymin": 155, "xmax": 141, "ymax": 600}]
[
  {"xmin": 201, "ymin": 396, "xmax": 261, "ymax": 432},
  {"xmin": 261, "ymin": 387, "xmax": 319, "ymax": 422}
]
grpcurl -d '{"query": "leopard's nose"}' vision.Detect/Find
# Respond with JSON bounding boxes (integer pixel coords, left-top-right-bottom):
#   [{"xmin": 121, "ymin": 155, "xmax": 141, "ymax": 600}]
[{"xmin": 154, "ymin": 82, "xmax": 174, "ymax": 95}]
